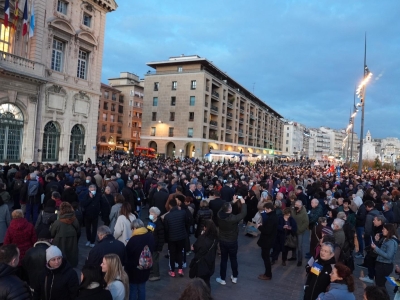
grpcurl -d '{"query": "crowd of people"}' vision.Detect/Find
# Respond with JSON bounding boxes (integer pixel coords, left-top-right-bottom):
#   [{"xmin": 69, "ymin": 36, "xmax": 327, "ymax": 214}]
[{"xmin": 0, "ymin": 157, "xmax": 398, "ymax": 300}]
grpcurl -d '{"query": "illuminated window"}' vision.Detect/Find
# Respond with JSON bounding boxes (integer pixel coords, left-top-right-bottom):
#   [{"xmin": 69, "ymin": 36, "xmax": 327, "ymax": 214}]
[{"xmin": 0, "ymin": 24, "xmax": 13, "ymax": 53}]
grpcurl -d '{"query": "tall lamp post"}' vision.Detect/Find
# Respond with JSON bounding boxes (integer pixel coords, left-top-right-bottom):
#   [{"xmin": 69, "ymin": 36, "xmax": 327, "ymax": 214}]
[{"xmin": 357, "ymin": 34, "xmax": 373, "ymax": 175}]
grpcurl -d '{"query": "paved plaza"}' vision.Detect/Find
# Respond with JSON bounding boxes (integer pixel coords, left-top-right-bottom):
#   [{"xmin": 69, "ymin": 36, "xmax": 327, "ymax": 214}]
[{"xmin": 77, "ymin": 210, "xmax": 398, "ymax": 300}]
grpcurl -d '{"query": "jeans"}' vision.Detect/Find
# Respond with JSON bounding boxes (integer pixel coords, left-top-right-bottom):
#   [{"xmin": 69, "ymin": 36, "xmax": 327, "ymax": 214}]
[
  {"xmin": 129, "ymin": 282, "xmax": 146, "ymax": 300},
  {"xmin": 168, "ymin": 239, "xmax": 185, "ymax": 272},
  {"xmin": 261, "ymin": 246, "xmax": 272, "ymax": 277},
  {"xmin": 149, "ymin": 251, "xmax": 160, "ymax": 277},
  {"xmin": 25, "ymin": 203, "xmax": 39, "ymax": 224},
  {"xmin": 220, "ymin": 240, "xmax": 238, "ymax": 280},
  {"xmin": 375, "ymin": 262, "xmax": 393, "ymax": 289},
  {"xmin": 356, "ymin": 227, "xmax": 365, "ymax": 254},
  {"xmin": 85, "ymin": 216, "xmax": 99, "ymax": 244},
  {"xmin": 297, "ymin": 232, "xmax": 306, "ymax": 262}
]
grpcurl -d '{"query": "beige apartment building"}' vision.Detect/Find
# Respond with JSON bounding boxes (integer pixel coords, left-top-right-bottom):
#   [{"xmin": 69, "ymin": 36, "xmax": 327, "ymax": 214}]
[
  {"xmin": 108, "ymin": 72, "xmax": 144, "ymax": 152},
  {"xmin": 0, "ymin": 0, "xmax": 116, "ymax": 163},
  {"xmin": 141, "ymin": 55, "xmax": 284, "ymax": 158}
]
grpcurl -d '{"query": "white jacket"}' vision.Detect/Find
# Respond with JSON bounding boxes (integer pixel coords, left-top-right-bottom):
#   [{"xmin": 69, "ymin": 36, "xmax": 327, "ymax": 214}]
[{"xmin": 113, "ymin": 213, "xmax": 136, "ymax": 245}]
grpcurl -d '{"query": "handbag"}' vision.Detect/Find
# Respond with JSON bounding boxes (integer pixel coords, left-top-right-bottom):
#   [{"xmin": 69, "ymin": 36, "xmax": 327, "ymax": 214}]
[
  {"xmin": 284, "ymin": 234, "xmax": 298, "ymax": 248},
  {"xmin": 189, "ymin": 239, "xmax": 216, "ymax": 279}
]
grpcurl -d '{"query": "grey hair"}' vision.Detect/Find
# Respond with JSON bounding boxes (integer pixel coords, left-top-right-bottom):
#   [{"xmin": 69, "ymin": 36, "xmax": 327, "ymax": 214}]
[
  {"xmin": 295, "ymin": 200, "xmax": 303, "ymax": 207},
  {"xmin": 274, "ymin": 200, "xmax": 282, "ymax": 209},
  {"xmin": 149, "ymin": 206, "xmax": 161, "ymax": 216},
  {"xmin": 116, "ymin": 173, "xmax": 121, "ymax": 178},
  {"xmin": 374, "ymin": 215, "xmax": 386, "ymax": 223},
  {"xmin": 131, "ymin": 219, "xmax": 145, "ymax": 230},
  {"xmin": 29, "ymin": 173, "xmax": 36, "ymax": 180},
  {"xmin": 333, "ymin": 218, "xmax": 345, "ymax": 229},
  {"xmin": 97, "ymin": 225, "xmax": 111, "ymax": 236},
  {"xmin": 385, "ymin": 202, "xmax": 393, "ymax": 210},
  {"xmin": 321, "ymin": 242, "xmax": 335, "ymax": 254},
  {"xmin": 337, "ymin": 212, "xmax": 346, "ymax": 220}
]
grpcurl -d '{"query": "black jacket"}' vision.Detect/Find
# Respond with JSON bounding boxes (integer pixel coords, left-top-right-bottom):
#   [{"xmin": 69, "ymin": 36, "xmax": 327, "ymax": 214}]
[
  {"xmin": 122, "ymin": 187, "xmax": 137, "ymax": 213},
  {"xmin": 257, "ymin": 210, "xmax": 278, "ymax": 248},
  {"xmin": 85, "ymin": 234, "xmax": 126, "ymax": 267},
  {"xmin": 153, "ymin": 189, "xmax": 169, "ymax": 216},
  {"xmin": 356, "ymin": 203, "xmax": 367, "ymax": 227},
  {"xmin": 151, "ymin": 218, "xmax": 165, "ymax": 252},
  {"xmin": 20, "ymin": 179, "xmax": 44, "ymax": 205},
  {"xmin": 21, "ymin": 241, "xmax": 51, "ymax": 289},
  {"xmin": 81, "ymin": 191, "xmax": 101, "ymax": 218},
  {"xmin": 192, "ymin": 235, "xmax": 217, "ymax": 278},
  {"xmin": 209, "ymin": 198, "xmax": 226, "ymax": 227},
  {"xmin": 61, "ymin": 187, "xmax": 78, "ymax": 204},
  {"xmin": 33, "ymin": 259, "xmax": 79, "ymax": 300},
  {"xmin": 164, "ymin": 207, "xmax": 189, "ymax": 242},
  {"xmin": 220, "ymin": 186, "xmax": 235, "ymax": 202},
  {"xmin": 218, "ymin": 203, "xmax": 247, "ymax": 243},
  {"xmin": 304, "ymin": 256, "xmax": 336, "ymax": 300},
  {"xmin": 75, "ymin": 286, "xmax": 112, "ymax": 300},
  {"xmin": 0, "ymin": 263, "xmax": 32, "ymax": 300},
  {"xmin": 195, "ymin": 207, "xmax": 213, "ymax": 238}
]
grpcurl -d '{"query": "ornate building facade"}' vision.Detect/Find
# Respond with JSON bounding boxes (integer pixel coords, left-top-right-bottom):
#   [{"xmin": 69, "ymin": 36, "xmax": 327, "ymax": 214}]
[{"xmin": 0, "ymin": 0, "xmax": 117, "ymax": 163}]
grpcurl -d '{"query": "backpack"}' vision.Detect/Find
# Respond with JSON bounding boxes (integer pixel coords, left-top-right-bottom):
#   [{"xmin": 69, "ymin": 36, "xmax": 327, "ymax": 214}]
[
  {"xmin": 28, "ymin": 180, "xmax": 39, "ymax": 197},
  {"xmin": 137, "ymin": 245, "xmax": 153, "ymax": 270},
  {"xmin": 338, "ymin": 242, "xmax": 355, "ymax": 272},
  {"xmin": 13, "ymin": 179, "xmax": 23, "ymax": 192}
]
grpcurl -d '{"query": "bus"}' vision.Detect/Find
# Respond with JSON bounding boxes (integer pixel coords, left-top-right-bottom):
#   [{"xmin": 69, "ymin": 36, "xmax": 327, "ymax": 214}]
[{"xmin": 134, "ymin": 146, "xmax": 157, "ymax": 159}]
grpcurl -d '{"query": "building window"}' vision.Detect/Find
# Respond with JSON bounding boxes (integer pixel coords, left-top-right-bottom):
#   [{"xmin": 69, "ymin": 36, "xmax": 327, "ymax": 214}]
[
  {"xmin": 103, "ymin": 102, "xmax": 108, "ymax": 110},
  {"xmin": 57, "ymin": 0, "xmax": 68, "ymax": 14},
  {"xmin": 154, "ymin": 82, "xmax": 159, "ymax": 91},
  {"xmin": 51, "ymin": 39, "xmax": 64, "ymax": 72},
  {"xmin": 110, "ymin": 125, "xmax": 114, "ymax": 133},
  {"xmin": 178, "ymin": 66, "xmax": 182, "ymax": 72},
  {"xmin": 129, "ymin": 100, "xmax": 133, "ymax": 106},
  {"xmin": 286, "ymin": 147, "xmax": 288, "ymax": 152},
  {"xmin": 152, "ymin": 112, "xmax": 157, "ymax": 121},
  {"xmin": 191, "ymin": 80, "xmax": 197, "ymax": 89},
  {"xmin": 42, "ymin": 122, "xmax": 60, "ymax": 161},
  {"xmin": 112, "ymin": 93, "xmax": 116, "ymax": 101},
  {"xmin": 153, "ymin": 97, "xmax": 158, "ymax": 106},
  {"xmin": 77, "ymin": 49, "xmax": 88, "ymax": 79},
  {"xmin": 189, "ymin": 112, "xmax": 194, "ymax": 121},
  {"xmin": 189, "ymin": 96, "xmax": 195, "ymax": 106},
  {"xmin": 169, "ymin": 127, "xmax": 174, "ymax": 137},
  {"xmin": 171, "ymin": 97, "xmax": 176, "ymax": 106},
  {"xmin": 287, "ymin": 133, "xmax": 289, "ymax": 137},
  {"xmin": 117, "ymin": 127, "xmax": 122, "ymax": 134},
  {"xmin": 286, "ymin": 140, "xmax": 289, "ymax": 144},
  {"xmin": 0, "ymin": 103, "xmax": 24, "ymax": 161},
  {"xmin": 0, "ymin": 24, "xmax": 13, "ymax": 53},
  {"xmin": 102, "ymin": 125, "xmax": 106, "ymax": 132},
  {"xmin": 118, "ymin": 105, "xmax": 123, "ymax": 113},
  {"xmin": 69, "ymin": 125, "xmax": 85, "ymax": 161},
  {"xmin": 110, "ymin": 115, "xmax": 115, "ymax": 122},
  {"xmin": 150, "ymin": 127, "xmax": 156, "ymax": 136},
  {"xmin": 169, "ymin": 112, "xmax": 175, "ymax": 121},
  {"xmin": 104, "ymin": 91, "xmax": 109, "ymax": 99},
  {"xmin": 187, "ymin": 128, "xmax": 193, "ymax": 137},
  {"xmin": 128, "ymin": 111, "xmax": 132, "ymax": 117},
  {"xmin": 287, "ymin": 127, "xmax": 289, "ymax": 130},
  {"xmin": 172, "ymin": 81, "xmax": 177, "ymax": 90},
  {"xmin": 111, "ymin": 104, "xmax": 115, "ymax": 111},
  {"xmin": 102, "ymin": 113, "xmax": 107, "ymax": 121},
  {"xmin": 83, "ymin": 14, "xmax": 92, "ymax": 27},
  {"xmin": 118, "ymin": 116, "xmax": 123, "ymax": 123}
]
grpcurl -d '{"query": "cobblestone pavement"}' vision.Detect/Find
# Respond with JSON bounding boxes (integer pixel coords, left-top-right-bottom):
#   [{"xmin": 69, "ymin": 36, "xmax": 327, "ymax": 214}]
[{"xmin": 77, "ymin": 213, "xmax": 398, "ymax": 300}]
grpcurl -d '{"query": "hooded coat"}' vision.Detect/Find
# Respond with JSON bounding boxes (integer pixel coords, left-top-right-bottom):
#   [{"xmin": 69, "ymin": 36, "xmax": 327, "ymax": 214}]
[
  {"xmin": 0, "ymin": 263, "xmax": 32, "ymax": 300},
  {"xmin": 4, "ymin": 218, "xmax": 37, "ymax": 264},
  {"xmin": 304, "ymin": 255, "xmax": 336, "ymax": 300},
  {"xmin": 50, "ymin": 213, "xmax": 80, "ymax": 267},
  {"xmin": 21, "ymin": 241, "xmax": 51, "ymax": 289}
]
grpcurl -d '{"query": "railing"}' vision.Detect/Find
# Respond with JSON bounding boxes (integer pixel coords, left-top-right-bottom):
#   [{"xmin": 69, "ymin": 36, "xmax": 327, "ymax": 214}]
[
  {"xmin": 209, "ymin": 120, "xmax": 218, "ymax": 127},
  {"xmin": 0, "ymin": 50, "xmax": 45, "ymax": 77},
  {"xmin": 226, "ymin": 138, "xmax": 233, "ymax": 143},
  {"xmin": 206, "ymin": 86, "xmax": 209, "ymax": 92},
  {"xmin": 209, "ymin": 135, "xmax": 218, "ymax": 141},
  {"xmin": 169, "ymin": 133, "xmax": 174, "ymax": 137},
  {"xmin": 239, "ymin": 118, "xmax": 244, "ymax": 123},
  {"xmin": 146, "ymin": 68, "xmax": 202, "ymax": 75},
  {"xmin": 226, "ymin": 112, "xmax": 233, "ymax": 118},
  {"xmin": 212, "ymin": 91, "xmax": 219, "ymax": 99},
  {"xmin": 226, "ymin": 125, "xmax": 232, "ymax": 130},
  {"xmin": 238, "ymin": 141, "xmax": 244, "ymax": 145},
  {"xmin": 227, "ymin": 102, "xmax": 233, "ymax": 108},
  {"xmin": 222, "ymin": 109, "xmax": 225, "ymax": 114},
  {"xmin": 240, "ymin": 106, "xmax": 245, "ymax": 111},
  {"xmin": 210, "ymin": 105, "xmax": 218, "ymax": 112},
  {"xmin": 238, "ymin": 132, "xmax": 244, "ymax": 137}
]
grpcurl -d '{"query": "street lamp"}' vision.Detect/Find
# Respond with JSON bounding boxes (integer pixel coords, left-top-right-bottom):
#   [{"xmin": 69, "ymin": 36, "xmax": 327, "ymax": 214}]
[{"xmin": 179, "ymin": 149, "xmax": 183, "ymax": 159}]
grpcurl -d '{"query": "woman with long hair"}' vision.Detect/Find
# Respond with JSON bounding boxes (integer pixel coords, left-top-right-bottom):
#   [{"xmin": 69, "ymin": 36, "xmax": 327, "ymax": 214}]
[
  {"xmin": 317, "ymin": 263, "xmax": 355, "ymax": 299},
  {"xmin": 109, "ymin": 194, "xmax": 125, "ymax": 234},
  {"xmin": 102, "ymin": 254, "xmax": 129, "ymax": 300},
  {"xmin": 113, "ymin": 202, "xmax": 136, "ymax": 245},
  {"xmin": 190, "ymin": 219, "xmax": 218, "ymax": 289},
  {"xmin": 371, "ymin": 223, "xmax": 399, "ymax": 290},
  {"xmin": 178, "ymin": 278, "xmax": 213, "ymax": 300},
  {"xmin": 76, "ymin": 265, "xmax": 112, "ymax": 300}
]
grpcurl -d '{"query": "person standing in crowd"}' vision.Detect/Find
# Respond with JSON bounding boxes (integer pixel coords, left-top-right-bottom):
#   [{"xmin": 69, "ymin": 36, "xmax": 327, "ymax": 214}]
[
  {"xmin": 125, "ymin": 219, "xmax": 155, "ymax": 300},
  {"xmin": 86, "ymin": 225, "xmax": 126, "ymax": 267},
  {"xmin": 22, "ymin": 173, "xmax": 44, "ymax": 224},
  {"xmin": 364, "ymin": 201, "xmax": 380, "ymax": 250},
  {"xmin": 50, "ymin": 202, "xmax": 80, "ymax": 267},
  {"xmin": 215, "ymin": 195, "xmax": 247, "ymax": 285},
  {"xmin": 4, "ymin": 209, "xmax": 36, "ymax": 264},
  {"xmin": 101, "ymin": 253, "xmax": 129, "ymax": 300},
  {"xmin": 208, "ymin": 190, "xmax": 225, "ymax": 227},
  {"xmin": 257, "ymin": 202, "xmax": 278, "ymax": 280},
  {"xmin": 306, "ymin": 198, "xmax": 324, "ymax": 259},
  {"xmin": 220, "ymin": 180, "xmax": 235, "ymax": 202},
  {"xmin": 331, "ymin": 218, "xmax": 346, "ymax": 249},
  {"xmin": 114, "ymin": 202, "xmax": 136, "ymax": 245},
  {"xmin": 195, "ymin": 200, "xmax": 213, "ymax": 238},
  {"xmin": 0, "ymin": 191, "xmax": 10, "ymax": 246},
  {"xmin": 178, "ymin": 278, "xmax": 213, "ymax": 300},
  {"xmin": 35, "ymin": 199, "xmax": 57, "ymax": 235},
  {"xmin": 122, "ymin": 180, "xmax": 137, "ymax": 216},
  {"xmin": 355, "ymin": 198, "xmax": 368, "ymax": 259},
  {"xmin": 317, "ymin": 263, "xmax": 355, "ymax": 300},
  {"xmin": 76, "ymin": 265, "xmax": 113, "ymax": 300},
  {"xmin": 0, "ymin": 244, "xmax": 32, "ymax": 300},
  {"xmin": 363, "ymin": 286, "xmax": 390, "ymax": 300},
  {"xmin": 291, "ymin": 200, "xmax": 309, "ymax": 266},
  {"xmin": 164, "ymin": 199, "xmax": 190, "ymax": 278},
  {"xmin": 190, "ymin": 219, "xmax": 218, "ymax": 289},
  {"xmin": 81, "ymin": 184, "xmax": 101, "ymax": 248},
  {"xmin": 153, "ymin": 183, "xmax": 169, "ymax": 216},
  {"xmin": 33, "ymin": 245, "xmax": 79, "ymax": 300},
  {"xmin": 244, "ymin": 190, "xmax": 258, "ymax": 226},
  {"xmin": 148, "ymin": 207, "xmax": 164, "ymax": 282},
  {"xmin": 100, "ymin": 186, "xmax": 113, "ymax": 227},
  {"xmin": 109, "ymin": 194, "xmax": 125, "ymax": 233}
]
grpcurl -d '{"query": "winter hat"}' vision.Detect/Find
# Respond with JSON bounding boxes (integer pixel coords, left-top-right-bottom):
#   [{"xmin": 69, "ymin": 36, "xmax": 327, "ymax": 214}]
[
  {"xmin": 38, "ymin": 228, "xmax": 52, "ymax": 240},
  {"xmin": 46, "ymin": 246, "xmax": 62, "ymax": 262},
  {"xmin": 321, "ymin": 227, "xmax": 333, "ymax": 236}
]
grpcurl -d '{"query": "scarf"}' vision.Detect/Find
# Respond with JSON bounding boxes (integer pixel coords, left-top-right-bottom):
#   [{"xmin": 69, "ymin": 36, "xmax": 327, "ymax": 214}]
[{"xmin": 132, "ymin": 227, "xmax": 148, "ymax": 236}]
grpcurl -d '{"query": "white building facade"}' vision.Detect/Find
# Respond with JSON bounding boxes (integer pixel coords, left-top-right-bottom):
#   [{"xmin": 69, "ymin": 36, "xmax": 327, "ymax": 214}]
[{"xmin": 283, "ymin": 121, "xmax": 307, "ymax": 158}]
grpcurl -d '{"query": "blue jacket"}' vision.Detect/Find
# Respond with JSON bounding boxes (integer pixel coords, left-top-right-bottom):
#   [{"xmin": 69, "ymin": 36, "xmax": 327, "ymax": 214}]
[
  {"xmin": 318, "ymin": 282, "xmax": 355, "ymax": 300},
  {"xmin": 375, "ymin": 237, "xmax": 398, "ymax": 264}
]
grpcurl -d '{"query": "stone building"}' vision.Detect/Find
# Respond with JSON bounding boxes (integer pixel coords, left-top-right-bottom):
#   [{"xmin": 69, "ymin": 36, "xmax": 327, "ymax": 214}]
[
  {"xmin": 0, "ymin": 0, "xmax": 117, "ymax": 163},
  {"xmin": 141, "ymin": 55, "xmax": 284, "ymax": 158}
]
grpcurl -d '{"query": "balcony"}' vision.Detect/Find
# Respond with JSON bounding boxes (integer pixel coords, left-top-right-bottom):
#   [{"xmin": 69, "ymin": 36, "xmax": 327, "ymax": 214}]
[
  {"xmin": 210, "ymin": 105, "xmax": 218, "ymax": 114},
  {"xmin": 226, "ymin": 125, "xmax": 232, "ymax": 130},
  {"xmin": 211, "ymin": 91, "xmax": 219, "ymax": 100},
  {"xmin": 238, "ymin": 140, "xmax": 244, "ymax": 145},
  {"xmin": 249, "ymin": 134, "xmax": 253, "ymax": 139},
  {"xmin": 206, "ymin": 86, "xmax": 210, "ymax": 92},
  {"xmin": 240, "ymin": 106, "xmax": 245, "ymax": 113},
  {"xmin": 226, "ymin": 138, "xmax": 233, "ymax": 143},
  {"xmin": 227, "ymin": 102, "xmax": 233, "ymax": 109},
  {"xmin": 209, "ymin": 134, "xmax": 218, "ymax": 141},
  {"xmin": 250, "ymin": 113, "xmax": 256, "ymax": 120},
  {"xmin": 239, "ymin": 118, "xmax": 244, "ymax": 124},
  {"xmin": 209, "ymin": 120, "xmax": 218, "ymax": 128},
  {"xmin": 249, "ymin": 124, "xmax": 253, "ymax": 129},
  {"xmin": 204, "ymin": 117, "xmax": 207, "ymax": 123},
  {"xmin": 226, "ymin": 112, "xmax": 233, "ymax": 119},
  {"xmin": 0, "ymin": 51, "xmax": 45, "ymax": 79},
  {"xmin": 238, "ymin": 132, "xmax": 244, "ymax": 137}
]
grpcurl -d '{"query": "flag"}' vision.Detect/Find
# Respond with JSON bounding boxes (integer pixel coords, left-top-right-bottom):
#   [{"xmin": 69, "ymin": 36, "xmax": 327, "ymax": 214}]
[
  {"xmin": 29, "ymin": 0, "xmax": 35, "ymax": 38},
  {"xmin": 4, "ymin": 0, "xmax": 10, "ymax": 27},
  {"xmin": 22, "ymin": 0, "xmax": 28, "ymax": 36},
  {"xmin": 11, "ymin": 0, "xmax": 19, "ymax": 30}
]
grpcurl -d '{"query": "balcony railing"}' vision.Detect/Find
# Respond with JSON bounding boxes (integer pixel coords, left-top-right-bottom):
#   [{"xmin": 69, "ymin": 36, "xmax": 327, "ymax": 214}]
[
  {"xmin": 210, "ymin": 105, "xmax": 218, "ymax": 112},
  {"xmin": 209, "ymin": 135, "xmax": 218, "ymax": 141},
  {"xmin": 238, "ymin": 141, "xmax": 244, "ymax": 145},
  {"xmin": 226, "ymin": 138, "xmax": 233, "ymax": 143},
  {"xmin": 226, "ymin": 112, "xmax": 233, "ymax": 119},
  {"xmin": 211, "ymin": 91, "xmax": 219, "ymax": 99},
  {"xmin": 226, "ymin": 125, "xmax": 232, "ymax": 130},
  {"xmin": 239, "ymin": 118, "xmax": 244, "ymax": 124},
  {"xmin": 0, "ymin": 50, "xmax": 45, "ymax": 78},
  {"xmin": 206, "ymin": 86, "xmax": 209, "ymax": 92},
  {"xmin": 227, "ymin": 102, "xmax": 233, "ymax": 109},
  {"xmin": 209, "ymin": 120, "xmax": 218, "ymax": 127}
]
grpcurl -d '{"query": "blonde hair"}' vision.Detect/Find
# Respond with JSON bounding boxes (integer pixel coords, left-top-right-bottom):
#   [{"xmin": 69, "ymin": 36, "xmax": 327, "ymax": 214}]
[
  {"xmin": 103, "ymin": 254, "xmax": 129, "ymax": 300},
  {"xmin": 12, "ymin": 209, "xmax": 24, "ymax": 219}
]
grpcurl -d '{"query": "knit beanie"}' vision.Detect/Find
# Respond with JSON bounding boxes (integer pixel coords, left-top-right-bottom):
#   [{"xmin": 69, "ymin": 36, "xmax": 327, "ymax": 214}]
[
  {"xmin": 322, "ymin": 226, "xmax": 334, "ymax": 236},
  {"xmin": 46, "ymin": 245, "xmax": 62, "ymax": 262}
]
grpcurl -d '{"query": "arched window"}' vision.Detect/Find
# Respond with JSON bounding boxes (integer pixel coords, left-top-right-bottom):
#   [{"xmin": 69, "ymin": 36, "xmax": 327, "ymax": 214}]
[
  {"xmin": 69, "ymin": 124, "xmax": 85, "ymax": 161},
  {"xmin": 42, "ymin": 122, "xmax": 60, "ymax": 161},
  {"xmin": 0, "ymin": 103, "xmax": 24, "ymax": 161}
]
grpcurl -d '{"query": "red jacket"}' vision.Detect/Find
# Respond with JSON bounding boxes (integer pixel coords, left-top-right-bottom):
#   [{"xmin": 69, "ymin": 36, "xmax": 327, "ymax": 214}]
[{"xmin": 4, "ymin": 218, "xmax": 37, "ymax": 264}]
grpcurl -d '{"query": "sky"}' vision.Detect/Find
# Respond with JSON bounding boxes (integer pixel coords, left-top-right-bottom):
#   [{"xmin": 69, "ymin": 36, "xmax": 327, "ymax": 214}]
[{"xmin": 101, "ymin": 0, "xmax": 400, "ymax": 140}]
